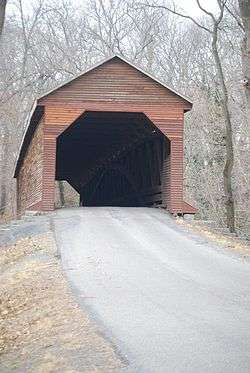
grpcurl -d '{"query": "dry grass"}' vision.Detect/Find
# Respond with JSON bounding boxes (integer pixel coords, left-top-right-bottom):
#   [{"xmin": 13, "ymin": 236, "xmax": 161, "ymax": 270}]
[
  {"xmin": 0, "ymin": 212, "xmax": 14, "ymax": 226},
  {"xmin": 0, "ymin": 233, "xmax": 124, "ymax": 372},
  {"xmin": 176, "ymin": 219, "xmax": 250, "ymax": 258}
]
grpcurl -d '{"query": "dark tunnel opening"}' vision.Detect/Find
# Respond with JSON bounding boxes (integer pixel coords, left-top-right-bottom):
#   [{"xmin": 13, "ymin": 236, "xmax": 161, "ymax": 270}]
[{"xmin": 56, "ymin": 111, "xmax": 170, "ymax": 207}]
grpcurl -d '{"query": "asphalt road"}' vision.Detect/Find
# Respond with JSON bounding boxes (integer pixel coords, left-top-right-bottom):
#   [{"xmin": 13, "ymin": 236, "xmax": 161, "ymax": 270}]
[{"xmin": 53, "ymin": 207, "xmax": 250, "ymax": 373}]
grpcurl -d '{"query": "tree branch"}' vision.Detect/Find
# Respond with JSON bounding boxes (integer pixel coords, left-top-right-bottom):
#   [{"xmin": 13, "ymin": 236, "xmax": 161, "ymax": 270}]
[
  {"xmin": 225, "ymin": 3, "xmax": 245, "ymax": 31},
  {"xmin": 196, "ymin": 0, "xmax": 216, "ymax": 22},
  {"xmin": 139, "ymin": 2, "xmax": 212, "ymax": 33}
]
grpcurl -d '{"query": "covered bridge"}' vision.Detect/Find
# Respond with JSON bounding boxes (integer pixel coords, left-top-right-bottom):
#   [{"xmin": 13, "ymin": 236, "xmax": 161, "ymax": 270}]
[{"xmin": 14, "ymin": 55, "xmax": 196, "ymax": 215}]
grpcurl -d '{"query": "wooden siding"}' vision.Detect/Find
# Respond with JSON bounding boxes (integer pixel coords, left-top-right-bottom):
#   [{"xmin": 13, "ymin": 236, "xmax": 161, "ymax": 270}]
[
  {"xmin": 39, "ymin": 58, "xmax": 191, "ymax": 110},
  {"xmin": 161, "ymin": 155, "xmax": 171, "ymax": 209},
  {"xmin": 17, "ymin": 116, "xmax": 44, "ymax": 213},
  {"xmin": 41, "ymin": 107, "xmax": 84, "ymax": 211},
  {"xmin": 170, "ymin": 138, "xmax": 184, "ymax": 212},
  {"xmin": 40, "ymin": 103, "xmax": 185, "ymax": 213},
  {"xmin": 16, "ymin": 57, "xmax": 193, "ymax": 214}
]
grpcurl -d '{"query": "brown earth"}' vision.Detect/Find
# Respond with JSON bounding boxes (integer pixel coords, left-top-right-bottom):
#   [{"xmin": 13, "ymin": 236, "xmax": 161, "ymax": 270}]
[{"xmin": 0, "ymin": 233, "xmax": 125, "ymax": 372}]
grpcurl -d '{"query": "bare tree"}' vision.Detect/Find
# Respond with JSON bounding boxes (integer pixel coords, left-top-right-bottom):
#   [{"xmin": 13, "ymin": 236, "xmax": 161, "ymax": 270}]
[
  {"xmin": 238, "ymin": 0, "xmax": 250, "ymax": 120},
  {"xmin": 0, "ymin": 0, "xmax": 248, "ymax": 232},
  {"xmin": 0, "ymin": 0, "xmax": 7, "ymax": 37},
  {"xmin": 142, "ymin": 0, "xmax": 237, "ymax": 232}
]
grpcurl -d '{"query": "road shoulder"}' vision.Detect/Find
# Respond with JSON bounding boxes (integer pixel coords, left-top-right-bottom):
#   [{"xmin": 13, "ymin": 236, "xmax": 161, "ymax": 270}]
[{"xmin": 0, "ymin": 231, "xmax": 125, "ymax": 372}]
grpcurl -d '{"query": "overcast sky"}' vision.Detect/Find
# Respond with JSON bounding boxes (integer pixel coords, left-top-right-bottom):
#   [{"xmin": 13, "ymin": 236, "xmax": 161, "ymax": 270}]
[
  {"xmin": 7, "ymin": 0, "xmax": 220, "ymax": 19},
  {"xmin": 178, "ymin": 0, "xmax": 219, "ymax": 16}
]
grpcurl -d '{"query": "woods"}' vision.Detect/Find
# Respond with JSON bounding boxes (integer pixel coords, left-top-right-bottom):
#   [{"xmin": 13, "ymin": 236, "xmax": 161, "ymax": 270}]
[{"xmin": 0, "ymin": 0, "xmax": 249, "ymax": 234}]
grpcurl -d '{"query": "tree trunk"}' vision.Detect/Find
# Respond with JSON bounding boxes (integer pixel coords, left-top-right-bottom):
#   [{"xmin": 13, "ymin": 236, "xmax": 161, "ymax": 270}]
[
  {"xmin": 58, "ymin": 181, "xmax": 65, "ymax": 207},
  {"xmin": 238, "ymin": 0, "xmax": 250, "ymax": 126},
  {"xmin": 212, "ymin": 27, "xmax": 235, "ymax": 233},
  {"xmin": 0, "ymin": 129, "xmax": 9, "ymax": 215},
  {"xmin": 0, "ymin": 0, "xmax": 7, "ymax": 37}
]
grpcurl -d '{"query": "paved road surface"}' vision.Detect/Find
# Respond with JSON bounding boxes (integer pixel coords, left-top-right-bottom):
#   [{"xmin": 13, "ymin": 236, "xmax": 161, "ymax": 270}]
[{"xmin": 53, "ymin": 207, "xmax": 250, "ymax": 373}]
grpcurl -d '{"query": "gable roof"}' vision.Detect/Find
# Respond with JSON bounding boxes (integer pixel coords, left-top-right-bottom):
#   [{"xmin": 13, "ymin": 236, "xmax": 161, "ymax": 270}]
[
  {"xmin": 37, "ymin": 54, "xmax": 192, "ymax": 105},
  {"xmin": 14, "ymin": 54, "xmax": 192, "ymax": 178}
]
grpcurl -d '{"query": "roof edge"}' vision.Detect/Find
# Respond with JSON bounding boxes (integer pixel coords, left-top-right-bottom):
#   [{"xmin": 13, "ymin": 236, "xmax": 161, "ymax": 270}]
[
  {"xmin": 13, "ymin": 103, "xmax": 44, "ymax": 178},
  {"xmin": 37, "ymin": 54, "xmax": 193, "ymax": 106}
]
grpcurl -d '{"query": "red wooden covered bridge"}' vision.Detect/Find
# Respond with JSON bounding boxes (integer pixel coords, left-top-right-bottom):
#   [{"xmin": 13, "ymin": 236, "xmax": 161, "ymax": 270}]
[{"xmin": 14, "ymin": 55, "xmax": 196, "ymax": 215}]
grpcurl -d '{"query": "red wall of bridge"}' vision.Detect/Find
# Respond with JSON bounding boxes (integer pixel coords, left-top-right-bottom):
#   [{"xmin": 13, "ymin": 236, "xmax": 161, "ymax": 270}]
[{"xmin": 16, "ymin": 57, "xmax": 194, "ymax": 215}]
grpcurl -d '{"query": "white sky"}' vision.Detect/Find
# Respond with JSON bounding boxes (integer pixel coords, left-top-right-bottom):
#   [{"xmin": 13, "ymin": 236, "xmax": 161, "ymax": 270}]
[
  {"xmin": 7, "ymin": 0, "xmax": 220, "ymax": 18},
  {"xmin": 178, "ymin": 0, "xmax": 219, "ymax": 16}
]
